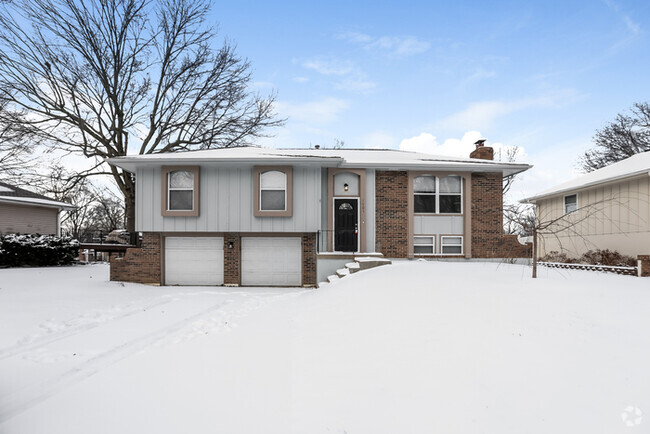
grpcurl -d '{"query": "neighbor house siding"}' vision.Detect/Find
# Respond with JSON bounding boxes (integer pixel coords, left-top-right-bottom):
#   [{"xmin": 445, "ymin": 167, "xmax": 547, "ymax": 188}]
[
  {"xmin": 0, "ymin": 203, "xmax": 58, "ymax": 235},
  {"xmin": 136, "ymin": 165, "xmax": 321, "ymax": 233},
  {"xmin": 536, "ymin": 175, "xmax": 650, "ymax": 258}
]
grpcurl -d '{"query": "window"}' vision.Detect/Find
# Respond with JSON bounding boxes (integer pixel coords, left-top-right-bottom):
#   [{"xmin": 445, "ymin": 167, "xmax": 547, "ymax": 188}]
[
  {"xmin": 414, "ymin": 236, "xmax": 435, "ymax": 255},
  {"xmin": 564, "ymin": 194, "xmax": 577, "ymax": 214},
  {"xmin": 441, "ymin": 236, "xmax": 463, "ymax": 255},
  {"xmin": 260, "ymin": 170, "xmax": 286, "ymax": 211},
  {"xmin": 414, "ymin": 175, "xmax": 436, "ymax": 213},
  {"xmin": 254, "ymin": 166, "xmax": 293, "ymax": 217},
  {"xmin": 413, "ymin": 175, "xmax": 462, "ymax": 214},
  {"xmin": 161, "ymin": 166, "xmax": 199, "ymax": 216}
]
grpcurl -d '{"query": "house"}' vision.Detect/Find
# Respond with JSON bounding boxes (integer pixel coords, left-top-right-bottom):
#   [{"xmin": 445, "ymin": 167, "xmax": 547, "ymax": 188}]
[
  {"xmin": 522, "ymin": 151, "xmax": 650, "ymax": 259},
  {"xmin": 106, "ymin": 143, "xmax": 532, "ymax": 287},
  {"xmin": 0, "ymin": 182, "xmax": 75, "ymax": 236}
]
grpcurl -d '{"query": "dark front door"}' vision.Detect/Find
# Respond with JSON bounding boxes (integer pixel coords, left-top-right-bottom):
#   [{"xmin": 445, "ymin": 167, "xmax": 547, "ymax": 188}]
[{"xmin": 334, "ymin": 198, "xmax": 358, "ymax": 252}]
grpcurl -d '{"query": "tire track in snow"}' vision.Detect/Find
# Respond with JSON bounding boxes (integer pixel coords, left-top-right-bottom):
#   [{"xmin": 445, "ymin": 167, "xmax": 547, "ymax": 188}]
[
  {"xmin": 0, "ymin": 297, "xmax": 175, "ymax": 361},
  {"xmin": 0, "ymin": 300, "xmax": 228, "ymax": 422}
]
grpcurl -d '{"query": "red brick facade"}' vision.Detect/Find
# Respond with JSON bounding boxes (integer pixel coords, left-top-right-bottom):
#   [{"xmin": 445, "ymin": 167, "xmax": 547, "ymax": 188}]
[
  {"xmin": 471, "ymin": 173, "xmax": 532, "ymax": 258},
  {"xmin": 375, "ymin": 171, "xmax": 408, "ymax": 258},
  {"xmin": 110, "ymin": 232, "xmax": 161, "ymax": 284},
  {"xmin": 639, "ymin": 255, "xmax": 650, "ymax": 277},
  {"xmin": 110, "ymin": 232, "xmax": 318, "ymax": 287}
]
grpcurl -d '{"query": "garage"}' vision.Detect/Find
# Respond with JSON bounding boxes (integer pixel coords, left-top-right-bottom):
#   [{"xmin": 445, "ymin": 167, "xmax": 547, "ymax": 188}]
[
  {"xmin": 165, "ymin": 237, "xmax": 224, "ymax": 285},
  {"xmin": 241, "ymin": 237, "xmax": 302, "ymax": 286}
]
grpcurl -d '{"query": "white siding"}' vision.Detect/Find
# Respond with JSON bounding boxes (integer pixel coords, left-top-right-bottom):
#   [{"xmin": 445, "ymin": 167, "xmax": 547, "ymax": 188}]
[
  {"xmin": 136, "ymin": 165, "xmax": 321, "ymax": 233},
  {"xmin": 413, "ymin": 216, "xmax": 464, "ymax": 235}
]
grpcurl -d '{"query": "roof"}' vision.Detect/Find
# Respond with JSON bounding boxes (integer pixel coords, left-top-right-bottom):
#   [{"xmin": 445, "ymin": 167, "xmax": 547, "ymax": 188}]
[
  {"xmin": 106, "ymin": 146, "xmax": 531, "ymax": 177},
  {"xmin": 522, "ymin": 151, "xmax": 650, "ymax": 203},
  {"xmin": 0, "ymin": 182, "xmax": 76, "ymax": 210}
]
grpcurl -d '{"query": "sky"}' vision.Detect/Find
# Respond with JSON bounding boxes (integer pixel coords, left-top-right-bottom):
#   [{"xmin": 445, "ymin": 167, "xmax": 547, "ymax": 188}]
[{"xmin": 208, "ymin": 0, "xmax": 650, "ymax": 201}]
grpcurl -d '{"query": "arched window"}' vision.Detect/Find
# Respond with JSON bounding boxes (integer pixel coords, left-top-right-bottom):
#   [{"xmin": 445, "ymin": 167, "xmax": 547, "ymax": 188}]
[
  {"xmin": 168, "ymin": 170, "xmax": 195, "ymax": 211},
  {"xmin": 260, "ymin": 170, "xmax": 287, "ymax": 211}
]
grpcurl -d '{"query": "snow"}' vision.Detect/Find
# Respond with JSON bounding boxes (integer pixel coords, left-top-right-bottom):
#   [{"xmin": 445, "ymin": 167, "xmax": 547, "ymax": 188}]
[
  {"xmin": 107, "ymin": 146, "xmax": 531, "ymax": 176},
  {"xmin": 0, "ymin": 195, "xmax": 75, "ymax": 210},
  {"xmin": 2, "ymin": 262, "xmax": 650, "ymax": 433},
  {"xmin": 523, "ymin": 150, "xmax": 650, "ymax": 202}
]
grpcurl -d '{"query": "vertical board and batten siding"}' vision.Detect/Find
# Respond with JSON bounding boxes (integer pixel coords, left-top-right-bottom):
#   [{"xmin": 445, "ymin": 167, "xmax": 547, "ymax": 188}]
[
  {"xmin": 136, "ymin": 165, "xmax": 321, "ymax": 232},
  {"xmin": 0, "ymin": 203, "xmax": 58, "ymax": 235},
  {"xmin": 537, "ymin": 175, "xmax": 650, "ymax": 258}
]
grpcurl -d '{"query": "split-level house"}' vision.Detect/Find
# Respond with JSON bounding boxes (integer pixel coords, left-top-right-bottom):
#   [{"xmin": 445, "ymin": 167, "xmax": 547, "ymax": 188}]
[{"xmin": 107, "ymin": 143, "xmax": 531, "ymax": 287}]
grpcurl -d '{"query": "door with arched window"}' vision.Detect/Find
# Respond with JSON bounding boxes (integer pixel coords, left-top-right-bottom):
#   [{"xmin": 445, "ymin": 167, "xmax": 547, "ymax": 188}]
[{"xmin": 334, "ymin": 198, "xmax": 358, "ymax": 252}]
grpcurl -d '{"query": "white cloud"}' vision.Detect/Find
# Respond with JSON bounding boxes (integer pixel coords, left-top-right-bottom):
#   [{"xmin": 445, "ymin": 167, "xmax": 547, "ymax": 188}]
[
  {"xmin": 274, "ymin": 98, "xmax": 350, "ymax": 125},
  {"xmin": 339, "ymin": 32, "xmax": 430, "ymax": 57}
]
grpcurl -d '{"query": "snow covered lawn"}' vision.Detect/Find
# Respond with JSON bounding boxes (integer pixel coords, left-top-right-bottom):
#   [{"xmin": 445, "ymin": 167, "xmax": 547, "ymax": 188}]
[{"xmin": 1, "ymin": 261, "xmax": 649, "ymax": 433}]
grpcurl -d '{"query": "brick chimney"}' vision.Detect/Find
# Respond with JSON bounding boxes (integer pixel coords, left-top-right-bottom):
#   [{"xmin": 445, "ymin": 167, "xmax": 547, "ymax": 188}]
[{"xmin": 469, "ymin": 138, "xmax": 493, "ymax": 160}]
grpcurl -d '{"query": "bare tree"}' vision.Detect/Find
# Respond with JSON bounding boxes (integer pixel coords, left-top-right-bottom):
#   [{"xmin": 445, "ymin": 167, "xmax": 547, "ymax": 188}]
[
  {"xmin": 501, "ymin": 146, "xmax": 522, "ymax": 196},
  {"xmin": 0, "ymin": 0, "xmax": 284, "ymax": 231},
  {"xmin": 581, "ymin": 102, "xmax": 650, "ymax": 172}
]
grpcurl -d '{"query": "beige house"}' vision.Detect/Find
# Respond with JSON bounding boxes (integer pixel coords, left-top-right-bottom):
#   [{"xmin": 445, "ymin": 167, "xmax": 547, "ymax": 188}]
[
  {"xmin": 523, "ymin": 151, "xmax": 650, "ymax": 258},
  {"xmin": 0, "ymin": 182, "xmax": 75, "ymax": 236}
]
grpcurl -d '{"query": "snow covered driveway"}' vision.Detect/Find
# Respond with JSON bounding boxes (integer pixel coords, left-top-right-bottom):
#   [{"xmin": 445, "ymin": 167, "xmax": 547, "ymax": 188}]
[{"xmin": 1, "ymin": 261, "xmax": 649, "ymax": 433}]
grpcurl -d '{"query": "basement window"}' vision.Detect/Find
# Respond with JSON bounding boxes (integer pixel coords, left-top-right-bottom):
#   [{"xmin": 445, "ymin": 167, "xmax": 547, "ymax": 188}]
[
  {"xmin": 414, "ymin": 236, "xmax": 435, "ymax": 255},
  {"xmin": 441, "ymin": 236, "xmax": 463, "ymax": 255}
]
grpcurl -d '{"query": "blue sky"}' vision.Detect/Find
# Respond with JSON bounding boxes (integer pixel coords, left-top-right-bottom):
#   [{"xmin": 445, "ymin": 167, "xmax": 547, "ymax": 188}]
[{"xmin": 219, "ymin": 0, "xmax": 649, "ymax": 199}]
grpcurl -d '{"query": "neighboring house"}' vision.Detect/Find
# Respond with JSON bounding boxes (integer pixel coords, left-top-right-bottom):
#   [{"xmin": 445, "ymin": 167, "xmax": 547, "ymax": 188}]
[
  {"xmin": 106, "ymin": 143, "xmax": 532, "ymax": 287},
  {"xmin": 0, "ymin": 182, "xmax": 75, "ymax": 236},
  {"xmin": 522, "ymin": 151, "xmax": 650, "ymax": 259}
]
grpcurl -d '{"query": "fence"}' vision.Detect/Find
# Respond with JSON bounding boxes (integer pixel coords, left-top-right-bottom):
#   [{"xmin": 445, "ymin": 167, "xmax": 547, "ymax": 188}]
[{"xmin": 538, "ymin": 261, "xmax": 637, "ymax": 276}]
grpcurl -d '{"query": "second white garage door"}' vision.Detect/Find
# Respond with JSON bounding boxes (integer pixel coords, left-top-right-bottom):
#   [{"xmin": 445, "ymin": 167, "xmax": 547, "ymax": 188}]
[
  {"xmin": 241, "ymin": 237, "xmax": 301, "ymax": 286},
  {"xmin": 165, "ymin": 237, "xmax": 224, "ymax": 285}
]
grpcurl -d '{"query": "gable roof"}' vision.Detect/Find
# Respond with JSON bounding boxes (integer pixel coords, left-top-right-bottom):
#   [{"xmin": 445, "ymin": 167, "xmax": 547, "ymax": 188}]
[
  {"xmin": 522, "ymin": 151, "xmax": 650, "ymax": 203},
  {"xmin": 0, "ymin": 182, "xmax": 75, "ymax": 210},
  {"xmin": 107, "ymin": 146, "xmax": 531, "ymax": 177}
]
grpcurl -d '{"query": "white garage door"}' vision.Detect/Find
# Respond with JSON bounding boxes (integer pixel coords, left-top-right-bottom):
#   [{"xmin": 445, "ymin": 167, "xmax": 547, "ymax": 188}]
[
  {"xmin": 165, "ymin": 237, "xmax": 224, "ymax": 285},
  {"xmin": 241, "ymin": 237, "xmax": 301, "ymax": 286}
]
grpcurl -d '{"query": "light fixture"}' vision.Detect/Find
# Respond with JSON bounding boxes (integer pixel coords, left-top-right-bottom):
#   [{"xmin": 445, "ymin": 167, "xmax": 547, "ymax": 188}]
[
  {"xmin": 343, "ymin": 183, "xmax": 349, "ymax": 192},
  {"xmin": 228, "ymin": 241, "xmax": 234, "ymax": 249}
]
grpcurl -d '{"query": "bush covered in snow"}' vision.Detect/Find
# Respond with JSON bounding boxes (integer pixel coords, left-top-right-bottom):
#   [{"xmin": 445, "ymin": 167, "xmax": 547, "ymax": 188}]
[
  {"xmin": 0, "ymin": 234, "xmax": 79, "ymax": 267},
  {"xmin": 540, "ymin": 249, "xmax": 636, "ymax": 267}
]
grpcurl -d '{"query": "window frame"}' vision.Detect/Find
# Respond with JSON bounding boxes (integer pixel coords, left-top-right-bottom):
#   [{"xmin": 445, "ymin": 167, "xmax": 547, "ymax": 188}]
[
  {"xmin": 254, "ymin": 166, "xmax": 293, "ymax": 217},
  {"xmin": 564, "ymin": 193, "xmax": 578, "ymax": 214},
  {"xmin": 440, "ymin": 235, "xmax": 464, "ymax": 255},
  {"xmin": 413, "ymin": 235, "xmax": 436, "ymax": 256},
  {"xmin": 161, "ymin": 166, "xmax": 200, "ymax": 217},
  {"xmin": 413, "ymin": 174, "xmax": 463, "ymax": 215}
]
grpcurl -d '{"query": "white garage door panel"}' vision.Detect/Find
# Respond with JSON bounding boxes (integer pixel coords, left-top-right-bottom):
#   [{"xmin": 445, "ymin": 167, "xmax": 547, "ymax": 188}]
[
  {"xmin": 241, "ymin": 237, "xmax": 301, "ymax": 286},
  {"xmin": 165, "ymin": 237, "xmax": 224, "ymax": 285}
]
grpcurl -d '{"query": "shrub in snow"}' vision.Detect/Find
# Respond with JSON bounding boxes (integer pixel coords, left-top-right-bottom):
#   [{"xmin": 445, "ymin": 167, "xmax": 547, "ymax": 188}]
[
  {"xmin": 0, "ymin": 234, "xmax": 80, "ymax": 267},
  {"xmin": 540, "ymin": 249, "xmax": 636, "ymax": 267}
]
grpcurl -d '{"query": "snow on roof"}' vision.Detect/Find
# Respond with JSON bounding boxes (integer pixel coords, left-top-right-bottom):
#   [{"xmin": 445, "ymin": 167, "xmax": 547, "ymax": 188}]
[
  {"xmin": 0, "ymin": 195, "xmax": 76, "ymax": 210},
  {"xmin": 107, "ymin": 146, "xmax": 531, "ymax": 176},
  {"xmin": 522, "ymin": 151, "xmax": 650, "ymax": 202}
]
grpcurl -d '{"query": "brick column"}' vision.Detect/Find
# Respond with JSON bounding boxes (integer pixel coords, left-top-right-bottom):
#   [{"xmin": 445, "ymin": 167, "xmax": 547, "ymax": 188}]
[
  {"xmin": 224, "ymin": 233, "xmax": 240, "ymax": 285},
  {"xmin": 375, "ymin": 171, "xmax": 408, "ymax": 258},
  {"xmin": 110, "ymin": 232, "xmax": 162, "ymax": 284},
  {"xmin": 639, "ymin": 255, "xmax": 650, "ymax": 277},
  {"xmin": 302, "ymin": 233, "xmax": 317, "ymax": 287}
]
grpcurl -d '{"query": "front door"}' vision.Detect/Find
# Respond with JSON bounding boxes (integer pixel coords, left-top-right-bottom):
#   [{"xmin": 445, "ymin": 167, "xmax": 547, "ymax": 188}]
[{"xmin": 334, "ymin": 198, "xmax": 358, "ymax": 252}]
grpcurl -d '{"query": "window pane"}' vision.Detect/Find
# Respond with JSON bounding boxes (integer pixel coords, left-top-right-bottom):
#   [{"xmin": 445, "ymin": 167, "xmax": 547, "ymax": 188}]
[
  {"xmin": 414, "ymin": 194, "xmax": 436, "ymax": 213},
  {"xmin": 439, "ymin": 195, "xmax": 461, "ymax": 213},
  {"xmin": 169, "ymin": 190, "xmax": 193, "ymax": 210},
  {"xmin": 439, "ymin": 176, "xmax": 461, "ymax": 193},
  {"xmin": 261, "ymin": 170, "xmax": 286, "ymax": 189},
  {"xmin": 442, "ymin": 245, "xmax": 462, "ymax": 254},
  {"xmin": 414, "ymin": 236, "xmax": 434, "ymax": 245},
  {"xmin": 414, "ymin": 245, "xmax": 434, "ymax": 254},
  {"xmin": 564, "ymin": 195, "xmax": 577, "ymax": 213},
  {"xmin": 443, "ymin": 237, "xmax": 462, "ymax": 245},
  {"xmin": 261, "ymin": 190, "xmax": 285, "ymax": 210},
  {"xmin": 169, "ymin": 170, "xmax": 194, "ymax": 188},
  {"xmin": 414, "ymin": 176, "xmax": 435, "ymax": 193}
]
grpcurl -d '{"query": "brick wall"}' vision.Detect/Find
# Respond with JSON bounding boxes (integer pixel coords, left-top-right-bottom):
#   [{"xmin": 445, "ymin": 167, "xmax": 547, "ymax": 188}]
[
  {"xmin": 639, "ymin": 255, "xmax": 650, "ymax": 277},
  {"xmin": 302, "ymin": 233, "xmax": 317, "ymax": 287},
  {"xmin": 375, "ymin": 171, "xmax": 408, "ymax": 258},
  {"xmin": 110, "ymin": 232, "xmax": 161, "ymax": 284},
  {"xmin": 224, "ymin": 233, "xmax": 240, "ymax": 285},
  {"xmin": 471, "ymin": 173, "xmax": 532, "ymax": 258}
]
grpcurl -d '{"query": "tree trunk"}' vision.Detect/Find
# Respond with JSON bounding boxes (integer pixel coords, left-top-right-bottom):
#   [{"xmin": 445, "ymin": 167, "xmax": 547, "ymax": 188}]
[
  {"xmin": 532, "ymin": 228, "xmax": 538, "ymax": 278},
  {"xmin": 123, "ymin": 174, "xmax": 136, "ymax": 233}
]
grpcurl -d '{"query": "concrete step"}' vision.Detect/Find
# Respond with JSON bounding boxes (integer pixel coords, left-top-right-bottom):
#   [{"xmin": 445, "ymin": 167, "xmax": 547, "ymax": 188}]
[
  {"xmin": 354, "ymin": 257, "xmax": 392, "ymax": 270},
  {"xmin": 345, "ymin": 262, "xmax": 361, "ymax": 273},
  {"xmin": 327, "ymin": 274, "xmax": 340, "ymax": 283},
  {"xmin": 336, "ymin": 268, "xmax": 350, "ymax": 278}
]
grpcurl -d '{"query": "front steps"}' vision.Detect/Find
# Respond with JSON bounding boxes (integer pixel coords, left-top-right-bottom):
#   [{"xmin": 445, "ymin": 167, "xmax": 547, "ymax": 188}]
[{"xmin": 321, "ymin": 256, "xmax": 392, "ymax": 287}]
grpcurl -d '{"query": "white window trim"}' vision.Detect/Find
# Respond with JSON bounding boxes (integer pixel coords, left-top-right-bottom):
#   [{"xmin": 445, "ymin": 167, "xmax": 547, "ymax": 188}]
[
  {"xmin": 563, "ymin": 193, "xmax": 578, "ymax": 215},
  {"xmin": 414, "ymin": 175, "xmax": 463, "ymax": 215},
  {"xmin": 167, "ymin": 170, "xmax": 195, "ymax": 211},
  {"xmin": 413, "ymin": 235, "xmax": 436, "ymax": 256},
  {"xmin": 260, "ymin": 170, "xmax": 287, "ymax": 212},
  {"xmin": 440, "ymin": 235, "xmax": 464, "ymax": 255}
]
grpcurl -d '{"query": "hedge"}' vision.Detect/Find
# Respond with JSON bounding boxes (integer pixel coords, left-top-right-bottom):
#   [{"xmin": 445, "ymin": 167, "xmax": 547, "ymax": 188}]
[{"xmin": 0, "ymin": 234, "xmax": 80, "ymax": 267}]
